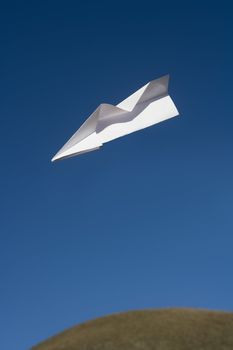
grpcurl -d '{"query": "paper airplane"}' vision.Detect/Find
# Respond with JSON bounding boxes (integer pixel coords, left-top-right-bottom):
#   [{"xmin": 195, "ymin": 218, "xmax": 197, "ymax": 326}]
[{"xmin": 52, "ymin": 75, "xmax": 179, "ymax": 161}]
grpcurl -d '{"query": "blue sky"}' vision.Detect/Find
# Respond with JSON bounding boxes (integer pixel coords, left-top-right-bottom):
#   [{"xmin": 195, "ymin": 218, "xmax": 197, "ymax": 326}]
[{"xmin": 0, "ymin": 1, "xmax": 232, "ymax": 349}]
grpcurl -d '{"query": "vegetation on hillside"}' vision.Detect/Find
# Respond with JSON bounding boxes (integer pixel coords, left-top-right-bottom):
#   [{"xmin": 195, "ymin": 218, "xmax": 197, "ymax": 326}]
[{"xmin": 32, "ymin": 308, "xmax": 233, "ymax": 350}]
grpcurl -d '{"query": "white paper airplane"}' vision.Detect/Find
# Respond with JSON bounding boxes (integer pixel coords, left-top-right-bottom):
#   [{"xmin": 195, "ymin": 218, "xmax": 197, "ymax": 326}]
[{"xmin": 52, "ymin": 75, "xmax": 179, "ymax": 161}]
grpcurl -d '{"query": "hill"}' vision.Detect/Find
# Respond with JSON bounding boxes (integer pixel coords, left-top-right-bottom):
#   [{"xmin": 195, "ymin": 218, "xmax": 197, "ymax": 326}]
[{"xmin": 32, "ymin": 308, "xmax": 233, "ymax": 350}]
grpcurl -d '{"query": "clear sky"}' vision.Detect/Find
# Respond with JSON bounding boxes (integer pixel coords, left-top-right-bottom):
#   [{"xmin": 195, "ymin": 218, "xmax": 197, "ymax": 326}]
[{"xmin": 0, "ymin": 1, "xmax": 232, "ymax": 349}]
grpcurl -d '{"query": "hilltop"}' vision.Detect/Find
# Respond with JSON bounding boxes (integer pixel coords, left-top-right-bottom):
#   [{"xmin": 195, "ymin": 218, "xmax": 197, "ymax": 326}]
[{"xmin": 32, "ymin": 308, "xmax": 233, "ymax": 350}]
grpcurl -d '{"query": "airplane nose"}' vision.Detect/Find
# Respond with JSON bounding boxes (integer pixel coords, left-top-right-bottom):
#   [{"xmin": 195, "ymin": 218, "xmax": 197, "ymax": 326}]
[
  {"xmin": 51, "ymin": 151, "xmax": 64, "ymax": 162},
  {"xmin": 51, "ymin": 155, "xmax": 57, "ymax": 162},
  {"xmin": 51, "ymin": 155, "xmax": 59, "ymax": 162}
]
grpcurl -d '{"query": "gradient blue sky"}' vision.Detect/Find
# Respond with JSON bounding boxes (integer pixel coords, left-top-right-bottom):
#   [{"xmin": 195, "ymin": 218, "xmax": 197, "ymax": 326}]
[{"xmin": 1, "ymin": 1, "xmax": 232, "ymax": 349}]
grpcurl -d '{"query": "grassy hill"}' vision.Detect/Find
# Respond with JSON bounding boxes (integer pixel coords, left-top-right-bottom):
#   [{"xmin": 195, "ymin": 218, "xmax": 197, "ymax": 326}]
[{"xmin": 32, "ymin": 308, "xmax": 233, "ymax": 350}]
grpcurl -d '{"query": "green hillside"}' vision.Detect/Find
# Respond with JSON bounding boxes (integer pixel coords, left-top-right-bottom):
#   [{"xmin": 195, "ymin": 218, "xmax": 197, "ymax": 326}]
[{"xmin": 32, "ymin": 308, "xmax": 233, "ymax": 350}]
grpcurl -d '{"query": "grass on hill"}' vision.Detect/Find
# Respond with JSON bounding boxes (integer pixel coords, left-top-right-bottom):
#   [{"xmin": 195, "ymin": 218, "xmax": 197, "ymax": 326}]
[{"xmin": 32, "ymin": 308, "xmax": 233, "ymax": 350}]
